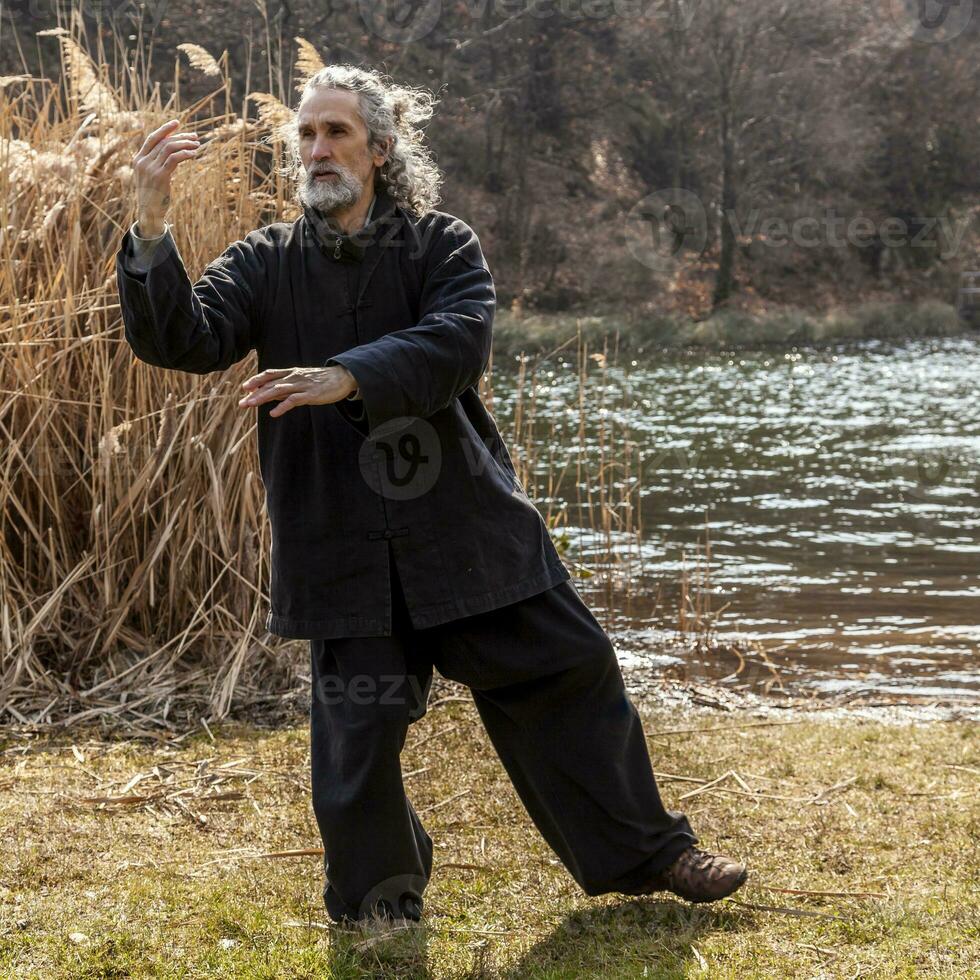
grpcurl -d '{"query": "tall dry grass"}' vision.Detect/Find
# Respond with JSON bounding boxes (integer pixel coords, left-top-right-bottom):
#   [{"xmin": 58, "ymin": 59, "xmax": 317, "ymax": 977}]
[
  {"xmin": 0, "ymin": 12, "xmax": 320, "ymax": 730},
  {"xmin": 489, "ymin": 327, "xmax": 647, "ymax": 605},
  {"xmin": 0, "ymin": 13, "xmax": 653, "ymax": 732}
]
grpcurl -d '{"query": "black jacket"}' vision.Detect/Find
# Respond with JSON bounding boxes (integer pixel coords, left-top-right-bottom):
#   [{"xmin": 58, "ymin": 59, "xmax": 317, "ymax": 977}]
[{"xmin": 115, "ymin": 183, "xmax": 569, "ymax": 638}]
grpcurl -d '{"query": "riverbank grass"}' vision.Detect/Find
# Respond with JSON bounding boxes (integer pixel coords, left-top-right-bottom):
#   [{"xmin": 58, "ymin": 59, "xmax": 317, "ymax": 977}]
[
  {"xmin": 1, "ymin": 699, "xmax": 976, "ymax": 978},
  {"xmin": 492, "ymin": 299, "xmax": 968, "ymax": 356}
]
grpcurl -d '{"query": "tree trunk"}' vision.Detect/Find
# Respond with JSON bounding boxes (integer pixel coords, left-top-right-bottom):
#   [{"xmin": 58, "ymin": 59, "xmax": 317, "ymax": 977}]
[{"xmin": 712, "ymin": 106, "xmax": 737, "ymax": 309}]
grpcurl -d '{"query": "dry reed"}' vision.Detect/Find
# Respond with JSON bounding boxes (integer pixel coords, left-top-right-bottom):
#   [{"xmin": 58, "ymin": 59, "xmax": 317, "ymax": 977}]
[
  {"xmin": 1, "ymin": 13, "xmax": 305, "ymax": 731},
  {"xmin": 0, "ymin": 10, "xmax": 739, "ymax": 733}
]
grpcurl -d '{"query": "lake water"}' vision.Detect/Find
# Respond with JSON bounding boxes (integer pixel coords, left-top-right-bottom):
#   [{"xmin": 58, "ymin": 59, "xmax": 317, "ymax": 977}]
[{"xmin": 487, "ymin": 335, "xmax": 980, "ymax": 701}]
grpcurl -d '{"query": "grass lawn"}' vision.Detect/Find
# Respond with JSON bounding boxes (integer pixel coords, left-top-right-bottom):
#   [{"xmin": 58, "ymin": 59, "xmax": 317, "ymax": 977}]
[{"xmin": 1, "ymin": 693, "xmax": 976, "ymax": 978}]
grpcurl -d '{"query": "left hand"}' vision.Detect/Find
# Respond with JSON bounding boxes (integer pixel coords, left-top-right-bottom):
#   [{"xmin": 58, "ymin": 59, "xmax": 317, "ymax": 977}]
[{"xmin": 239, "ymin": 365, "xmax": 357, "ymax": 418}]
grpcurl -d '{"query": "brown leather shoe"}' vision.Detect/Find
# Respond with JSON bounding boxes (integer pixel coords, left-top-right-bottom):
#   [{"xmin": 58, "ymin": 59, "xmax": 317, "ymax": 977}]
[{"xmin": 644, "ymin": 845, "xmax": 748, "ymax": 903}]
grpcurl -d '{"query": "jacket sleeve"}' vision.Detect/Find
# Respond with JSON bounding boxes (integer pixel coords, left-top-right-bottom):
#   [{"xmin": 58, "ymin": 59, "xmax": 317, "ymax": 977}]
[
  {"xmin": 115, "ymin": 223, "xmax": 264, "ymax": 374},
  {"xmin": 325, "ymin": 216, "xmax": 495, "ymax": 440}
]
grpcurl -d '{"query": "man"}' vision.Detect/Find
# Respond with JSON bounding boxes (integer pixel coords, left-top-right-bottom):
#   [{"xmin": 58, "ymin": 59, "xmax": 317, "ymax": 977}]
[{"xmin": 116, "ymin": 64, "xmax": 748, "ymax": 929}]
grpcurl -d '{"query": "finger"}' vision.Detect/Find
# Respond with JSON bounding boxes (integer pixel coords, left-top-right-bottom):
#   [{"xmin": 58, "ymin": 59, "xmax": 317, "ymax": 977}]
[
  {"xmin": 137, "ymin": 119, "xmax": 183, "ymax": 159},
  {"xmin": 149, "ymin": 137, "xmax": 201, "ymax": 167},
  {"xmin": 140, "ymin": 129, "xmax": 199, "ymax": 168},
  {"xmin": 241, "ymin": 369, "xmax": 293, "ymax": 390},
  {"xmin": 269, "ymin": 394, "xmax": 306, "ymax": 417},
  {"xmin": 160, "ymin": 146, "xmax": 200, "ymax": 172},
  {"xmin": 239, "ymin": 381, "xmax": 288, "ymax": 403},
  {"xmin": 239, "ymin": 381, "xmax": 303, "ymax": 406}
]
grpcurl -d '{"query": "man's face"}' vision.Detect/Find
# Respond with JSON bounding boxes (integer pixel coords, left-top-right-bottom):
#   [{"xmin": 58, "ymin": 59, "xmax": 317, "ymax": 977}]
[{"xmin": 296, "ymin": 88, "xmax": 388, "ymax": 214}]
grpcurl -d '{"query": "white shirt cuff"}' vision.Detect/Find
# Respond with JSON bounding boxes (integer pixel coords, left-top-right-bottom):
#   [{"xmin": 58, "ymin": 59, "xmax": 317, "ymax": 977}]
[{"xmin": 127, "ymin": 221, "xmax": 173, "ymax": 273}]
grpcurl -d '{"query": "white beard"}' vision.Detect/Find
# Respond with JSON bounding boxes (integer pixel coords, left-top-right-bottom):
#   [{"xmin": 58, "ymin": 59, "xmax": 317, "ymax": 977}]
[{"xmin": 297, "ymin": 162, "xmax": 363, "ymax": 214}]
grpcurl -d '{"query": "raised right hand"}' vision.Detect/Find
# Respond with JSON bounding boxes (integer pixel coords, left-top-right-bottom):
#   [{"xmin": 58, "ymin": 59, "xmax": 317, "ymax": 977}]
[{"xmin": 132, "ymin": 118, "xmax": 201, "ymax": 236}]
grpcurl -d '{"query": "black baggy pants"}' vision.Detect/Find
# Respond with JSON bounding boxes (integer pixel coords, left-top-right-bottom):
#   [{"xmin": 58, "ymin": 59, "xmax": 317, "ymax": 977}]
[{"xmin": 308, "ymin": 549, "xmax": 698, "ymax": 923}]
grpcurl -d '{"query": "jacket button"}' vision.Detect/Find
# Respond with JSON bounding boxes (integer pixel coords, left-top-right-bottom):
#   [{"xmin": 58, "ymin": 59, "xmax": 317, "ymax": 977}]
[{"xmin": 382, "ymin": 529, "xmax": 394, "ymax": 539}]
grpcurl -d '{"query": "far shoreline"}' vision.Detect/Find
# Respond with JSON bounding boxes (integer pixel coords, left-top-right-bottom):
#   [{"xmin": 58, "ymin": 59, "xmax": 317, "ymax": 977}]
[{"xmin": 491, "ymin": 299, "xmax": 976, "ymax": 358}]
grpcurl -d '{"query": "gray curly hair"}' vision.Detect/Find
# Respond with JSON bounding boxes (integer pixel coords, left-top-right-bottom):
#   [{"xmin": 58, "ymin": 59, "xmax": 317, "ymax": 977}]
[{"xmin": 274, "ymin": 64, "xmax": 444, "ymax": 216}]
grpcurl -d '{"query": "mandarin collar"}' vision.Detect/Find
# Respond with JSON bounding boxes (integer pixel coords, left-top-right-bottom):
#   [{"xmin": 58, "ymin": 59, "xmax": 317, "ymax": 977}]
[{"xmin": 301, "ymin": 184, "xmax": 398, "ymax": 263}]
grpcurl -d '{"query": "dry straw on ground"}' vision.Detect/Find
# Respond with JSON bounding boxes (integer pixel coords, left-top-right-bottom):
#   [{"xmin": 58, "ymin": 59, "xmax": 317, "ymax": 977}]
[{"xmin": 2, "ymin": 698, "xmax": 976, "ymax": 976}]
